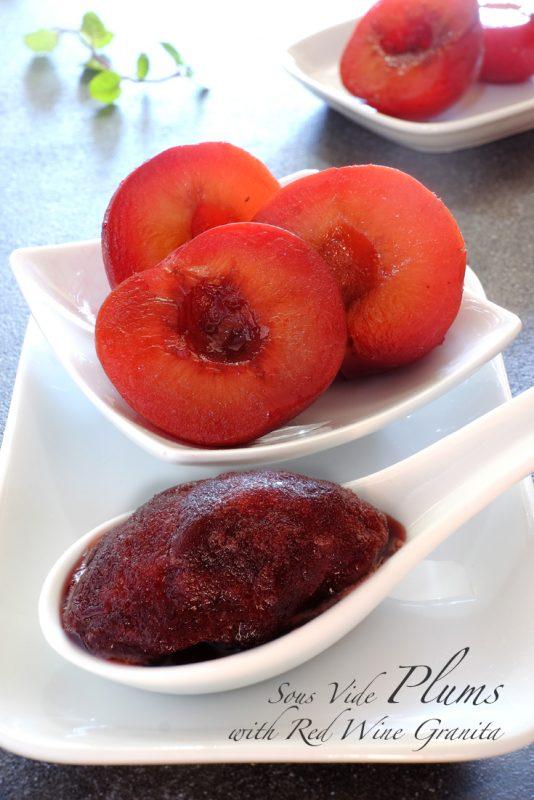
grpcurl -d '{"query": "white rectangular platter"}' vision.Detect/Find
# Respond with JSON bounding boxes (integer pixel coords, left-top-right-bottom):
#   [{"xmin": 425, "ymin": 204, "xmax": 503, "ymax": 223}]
[{"xmin": 0, "ymin": 312, "xmax": 532, "ymax": 763}]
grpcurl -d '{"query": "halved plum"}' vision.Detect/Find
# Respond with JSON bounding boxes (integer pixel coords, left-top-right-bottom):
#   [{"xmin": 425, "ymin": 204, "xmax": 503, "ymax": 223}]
[
  {"xmin": 102, "ymin": 142, "xmax": 280, "ymax": 287},
  {"xmin": 95, "ymin": 222, "xmax": 346, "ymax": 446},
  {"xmin": 479, "ymin": 2, "xmax": 534, "ymax": 83},
  {"xmin": 339, "ymin": 0, "xmax": 483, "ymax": 119},
  {"xmin": 255, "ymin": 166, "xmax": 466, "ymax": 377}
]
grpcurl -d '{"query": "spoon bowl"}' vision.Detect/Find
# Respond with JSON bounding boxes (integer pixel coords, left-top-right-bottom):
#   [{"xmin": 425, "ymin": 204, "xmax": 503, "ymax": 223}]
[{"xmin": 39, "ymin": 387, "xmax": 534, "ymax": 694}]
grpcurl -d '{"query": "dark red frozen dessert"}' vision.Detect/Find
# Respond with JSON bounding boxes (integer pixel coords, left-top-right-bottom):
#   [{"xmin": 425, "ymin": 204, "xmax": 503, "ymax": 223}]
[{"xmin": 62, "ymin": 471, "xmax": 402, "ymax": 665}]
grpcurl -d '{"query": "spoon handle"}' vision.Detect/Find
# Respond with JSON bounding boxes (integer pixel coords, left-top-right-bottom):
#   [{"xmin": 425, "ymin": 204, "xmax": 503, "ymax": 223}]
[{"xmin": 346, "ymin": 386, "xmax": 534, "ymax": 539}]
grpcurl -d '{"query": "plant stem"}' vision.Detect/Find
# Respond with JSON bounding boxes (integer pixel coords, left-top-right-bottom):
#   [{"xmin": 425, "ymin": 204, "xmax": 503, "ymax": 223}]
[
  {"xmin": 53, "ymin": 27, "xmax": 191, "ymax": 83},
  {"xmin": 122, "ymin": 69, "xmax": 192, "ymax": 84}
]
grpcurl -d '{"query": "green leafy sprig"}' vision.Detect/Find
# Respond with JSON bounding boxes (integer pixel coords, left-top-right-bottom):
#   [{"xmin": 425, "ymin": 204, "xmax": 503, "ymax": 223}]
[{"xmin": 24, "ymin": 11, "xmax": 193, "ymax": 104}]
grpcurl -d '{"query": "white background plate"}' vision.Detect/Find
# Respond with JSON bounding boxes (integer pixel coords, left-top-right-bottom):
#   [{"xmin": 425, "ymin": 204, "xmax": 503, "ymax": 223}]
[
  {"xmin": 0, "ymin": 276, "xmax": 532, "ymax": 762},
  {"xmin": 284, "ymin": 19, "xmax": 534, "ymax": 153}
]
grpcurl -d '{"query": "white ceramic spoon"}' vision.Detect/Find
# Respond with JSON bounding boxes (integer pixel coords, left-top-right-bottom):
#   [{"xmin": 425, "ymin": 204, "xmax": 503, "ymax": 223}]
[{"xmin": 39, "ymin": 387, "xmax": 534, "ymax": 695}]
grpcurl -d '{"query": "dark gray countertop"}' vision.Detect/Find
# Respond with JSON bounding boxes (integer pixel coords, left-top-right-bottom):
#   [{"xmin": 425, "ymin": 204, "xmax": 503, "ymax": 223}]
[{"xmin": 1, "ymin": 0, "xmax": 532, "ymax": 797}]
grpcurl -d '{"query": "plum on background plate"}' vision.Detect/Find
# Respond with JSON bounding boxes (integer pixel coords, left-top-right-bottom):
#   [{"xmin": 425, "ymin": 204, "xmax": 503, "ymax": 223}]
[
  {"xmin": 255, "ymin": 165, "xmax": 466, "ymax": 377},
  {"xmin": 61, "ymin": 471, "xmax": 397, "ymax": 665},
  {"xmin": 479, "ymin": 2, "xmax": 534, "ymax": 83},
  {"xmin": 102, "ymin": 142, "xmax": 280, "ymax": 287},
  {"xmin": 339, "ymin": 0, "xmax": 483, "ymax": 119},
  {"xmin": 96, "ymin": 222, "xmax": 347, "ymax": 447}
]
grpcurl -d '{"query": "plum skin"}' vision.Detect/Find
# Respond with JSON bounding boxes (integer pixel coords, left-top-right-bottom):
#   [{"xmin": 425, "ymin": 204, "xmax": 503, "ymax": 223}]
[
  {"xmin": 102, "ymin": 142, "xmax": 281, "ymax": 287},
  {"xmin": 254, "ymin": 166, "xmax": 466, "ymax": 377},
  {"xmin": 479, "ymin": 2, "xmax": 534, "ymax": 83}
]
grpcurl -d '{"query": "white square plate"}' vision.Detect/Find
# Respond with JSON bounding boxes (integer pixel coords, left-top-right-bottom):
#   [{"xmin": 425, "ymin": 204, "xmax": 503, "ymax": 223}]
[
  {"xmin": 284, "ymin": 19, "xmax": 534, "ymax": 153},
  {"xmin": 9, "ymin": 171, "xmax": 521, "ymax": 467},
  {"xmin": 0, "ymin": 295, "xmax": 532, "ymax": 762}
]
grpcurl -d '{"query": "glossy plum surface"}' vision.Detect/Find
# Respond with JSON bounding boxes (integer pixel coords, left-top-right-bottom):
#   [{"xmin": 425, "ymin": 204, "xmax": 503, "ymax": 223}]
[
  {"xmin": 102, "ymin": 142, "xmax": 280, "ymax": 287},
  {"xmin": 479, "ymin": 2, "xmax": 534, "ymax": 83},
  {"xmin": 255, "ymin": 166, "xmax": 466, "ymax": 376}
]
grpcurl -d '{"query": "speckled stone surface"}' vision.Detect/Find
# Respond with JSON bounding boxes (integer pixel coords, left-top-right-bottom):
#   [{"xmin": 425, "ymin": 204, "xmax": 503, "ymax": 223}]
[
  {"xmin": 0, "ymin": 751, "xmax": 533, "ymax": 800},
  {"xmin": 0, "ymin": 0, "xmax": 532, "ymax": 796}
]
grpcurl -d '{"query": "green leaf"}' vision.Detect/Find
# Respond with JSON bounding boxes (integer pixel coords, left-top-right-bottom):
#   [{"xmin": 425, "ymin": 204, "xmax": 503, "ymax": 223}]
[
  {"xmin": 81, "ymin": 11, "xmax": 105, "ymax": 39},
  {"xmin": 94, "ymin": 30, "xmax": 113, "ymax": 47},
  {"xmin": 89, "ymin": 70, "xmax": 121, "ymax": 104},
  {"xmin": 81, "ymin": 12, "xmax": 113, "ymax": 48},
  {"xmin": 161, "ymin": 41, "xmax": 184, "ymax": 66},
  {"xmin": 136, "ymin": 53, "xmax": 149, "ymax": 80},
  {"xmin": 24, "ymin": 29, "xmax": 59, "ymax": 52},
  {"xmin": 84, "ymin": 55, "xmax": 111, "ymax": 72}
]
